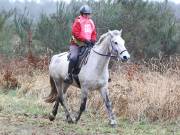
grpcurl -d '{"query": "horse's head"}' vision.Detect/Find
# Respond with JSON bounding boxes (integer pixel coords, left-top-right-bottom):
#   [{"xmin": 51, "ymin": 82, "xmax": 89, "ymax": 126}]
[{"xmin": 108, "ymin": 30, "xmax": 130, "ymax": 62}]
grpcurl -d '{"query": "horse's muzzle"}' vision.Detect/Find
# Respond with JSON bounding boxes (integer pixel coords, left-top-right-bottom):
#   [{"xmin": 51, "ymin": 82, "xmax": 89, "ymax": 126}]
[{"xmin": 120, "ymin": 51, "xmax": 130, "ymax": 62}]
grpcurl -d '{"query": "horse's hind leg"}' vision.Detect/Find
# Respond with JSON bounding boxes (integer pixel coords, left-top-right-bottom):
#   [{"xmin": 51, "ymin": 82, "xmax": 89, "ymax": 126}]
[
  {"xmin": 100, "ymin": 86, "xmax": 117, "ymax": 127},
  {"xmin": 59, "ymin": 82, "xmax": 74, "ymax": 123},
  {"xmin": 53, "ymin": 80, "xmax": 73, "ymax": 123},
  {"xmin": 49, "ymin": 96, "xmax": 60, "ymax": 121},
  {"xmin": 49, "ymin": 79, "xmax": 62, "ymax": 121},
  {"xmin": 49, "ymin": 79, "xmax": 73, "ymax": 123}
]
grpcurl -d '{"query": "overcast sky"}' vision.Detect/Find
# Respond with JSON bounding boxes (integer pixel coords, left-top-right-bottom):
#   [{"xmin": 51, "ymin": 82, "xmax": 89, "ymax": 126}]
[
  {"xmin": 8, "ymin": 0, "xmax": 180, "ymax": 4},
  {"xmin": 150, "ymin": 0, "xmax": 180, "ymax": 3}
]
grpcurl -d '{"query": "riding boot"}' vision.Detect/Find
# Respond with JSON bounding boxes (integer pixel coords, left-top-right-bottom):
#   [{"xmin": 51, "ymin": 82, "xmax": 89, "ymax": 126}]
[{"xmin": 64, "ymin": 60, "xmax": 75, "ymax": 84}]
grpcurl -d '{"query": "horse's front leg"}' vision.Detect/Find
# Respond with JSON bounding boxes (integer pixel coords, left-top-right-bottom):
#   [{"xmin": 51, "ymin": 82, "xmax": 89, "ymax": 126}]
[
  {"xmin": 75, "ymin": 87, "xmax": 88, "ymax": 122},
  {"xmin": 100, "ymin": 85, "xmax": 117, "ymax": 127}
]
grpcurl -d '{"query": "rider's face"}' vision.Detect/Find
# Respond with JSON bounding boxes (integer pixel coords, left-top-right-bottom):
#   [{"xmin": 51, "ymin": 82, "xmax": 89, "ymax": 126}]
[{"xmin": 82, "ymin": 13, "xmax": 91, "ymax": 18}]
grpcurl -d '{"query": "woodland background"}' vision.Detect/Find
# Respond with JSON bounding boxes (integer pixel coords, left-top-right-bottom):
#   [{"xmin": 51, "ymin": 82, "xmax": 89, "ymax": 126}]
[{"xmin": 0, "ymin": 0, "xmax": 180, "ymax": 134}]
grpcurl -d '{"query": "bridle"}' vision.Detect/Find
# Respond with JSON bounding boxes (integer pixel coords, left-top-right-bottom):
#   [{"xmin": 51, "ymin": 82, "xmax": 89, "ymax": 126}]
[{"xmin": 92, "ymin": 38, "xmax": 127, "ymax": 59}]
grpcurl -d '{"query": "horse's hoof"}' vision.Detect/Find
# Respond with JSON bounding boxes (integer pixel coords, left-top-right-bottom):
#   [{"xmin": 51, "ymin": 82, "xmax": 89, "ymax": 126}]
[
  {"xmin": 49, "ymin": 113, "xmax": 55, "ymax": 121},
  {"xmin": 75, "ymin": 116, "xmax": 81, "ymax": 123},
  {"xmin": 66, "ymin": 115, "xmax": 74, "ymax": 123},
  {"xmin": 111, "ymin": 123, "xmax": 117, "ymax": 128},
  {"xmin": 109, "ymin": 119, "xmax": 117, "ymax": 128},
  {"xmin": 70, "ymin": 111, "xmax": 79, "ymax": 124}
]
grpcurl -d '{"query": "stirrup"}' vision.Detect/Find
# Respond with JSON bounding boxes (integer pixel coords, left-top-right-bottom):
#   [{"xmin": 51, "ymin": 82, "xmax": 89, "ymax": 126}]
[{"xmin": 64, "ymin": 74, "xmax": 73, "ymax": 84}]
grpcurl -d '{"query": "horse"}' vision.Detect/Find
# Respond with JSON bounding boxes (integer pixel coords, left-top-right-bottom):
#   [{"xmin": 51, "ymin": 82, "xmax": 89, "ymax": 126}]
[{"xmin": 45, "ymin": 30, "xmax": 130, "ymax": 127}]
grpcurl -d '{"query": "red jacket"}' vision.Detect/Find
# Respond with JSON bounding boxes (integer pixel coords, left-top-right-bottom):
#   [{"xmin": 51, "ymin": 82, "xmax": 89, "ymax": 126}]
[{"xmin": 71, "ymin": 15, "xmax": 97, "ymax": 45}]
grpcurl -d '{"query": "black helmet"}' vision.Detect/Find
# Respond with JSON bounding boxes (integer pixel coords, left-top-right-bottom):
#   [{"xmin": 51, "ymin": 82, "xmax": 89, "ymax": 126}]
[{"xmin": 79, "ymin": 5, "xmax": 92, "ymax": 14}]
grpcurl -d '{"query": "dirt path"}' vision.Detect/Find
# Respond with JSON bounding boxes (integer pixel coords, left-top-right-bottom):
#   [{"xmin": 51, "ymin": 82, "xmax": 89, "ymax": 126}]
[
  {"xmin": 1, "ymin": 113, "xmax": 180, "ymax": 135},
  {"xmin": 0, "ymin": 92, "xmax": 180, "ymax": 135},
  {"xmin": 0, "ymin": 114, "xmax": 78, "ymax": 135},
  {"xmin": 0, "ymin": 112, "xmax": 118, "ymax": 135},
  {"xmin": 0, "ymin": 92, "xmax": 120, "ymax": 135}
]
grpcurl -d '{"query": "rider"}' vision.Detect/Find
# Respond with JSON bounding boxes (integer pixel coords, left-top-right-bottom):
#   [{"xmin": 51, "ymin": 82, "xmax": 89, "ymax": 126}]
[{"xmin": 64, "ymin": 5, "xmax": 97, "ymax": 84}]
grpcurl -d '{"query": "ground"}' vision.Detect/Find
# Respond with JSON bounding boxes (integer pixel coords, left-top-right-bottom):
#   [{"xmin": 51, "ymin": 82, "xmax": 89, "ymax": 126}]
[{"xmin": 0, "ymin": 90, "xmax": 180, "ymax": 135}]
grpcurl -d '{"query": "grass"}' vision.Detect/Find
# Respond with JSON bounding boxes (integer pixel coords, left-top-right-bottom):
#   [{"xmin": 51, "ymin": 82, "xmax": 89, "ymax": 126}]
[
  {"xmin": 0, "ymin": 90, "xmax": 48, "ymax": 116},
  {"xmin": 0, "ymin": 90, "xmax": 180, "ymax": 135},
  {"xmin": 1, "ymin": 56, "xmax": 180, "ymax": 122}
]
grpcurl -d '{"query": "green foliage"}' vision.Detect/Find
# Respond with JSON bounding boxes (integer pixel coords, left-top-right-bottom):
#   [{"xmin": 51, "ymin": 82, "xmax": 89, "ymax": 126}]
[
  {"xmin": 0, "ymin": 0, "xmax": 180, "ymax": 59},
  {"xmin": 92, "ymin": 0, "xmax": 122, "ymax": 35},
  {"xmin": 0, "ymin": 26, "xmax": 14, "ymax": 55},
  {"xmin": 88, "ymin": 0, "xmax": 179, "ymax": 58},
  {"xmin": 109, "ymin": 0, "xmax": 178, "ymax": 58},
  {"xmin": 0, "ymin": 11, "xmax": 14, "ymax": 56},
  {"xmin": 0, "ymin": 10, "xmax": 13, "ymax": 31},
  {"xmin": 13, "ymin": 8, "xmax": 34, "ymax": 55},
  {"xmin": 35, "ymin": 2, "xmax": 71, "ymax": 53}
]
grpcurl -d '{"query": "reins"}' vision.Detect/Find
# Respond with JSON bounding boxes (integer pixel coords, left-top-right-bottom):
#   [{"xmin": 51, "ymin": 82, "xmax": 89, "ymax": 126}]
[
  {"xmin": 92, "ymin": 49, "xmax": 117, "ymax": 58},
  {"xmin": 92, "ymin": 38, "xmax": 127, "ymax": 58}
]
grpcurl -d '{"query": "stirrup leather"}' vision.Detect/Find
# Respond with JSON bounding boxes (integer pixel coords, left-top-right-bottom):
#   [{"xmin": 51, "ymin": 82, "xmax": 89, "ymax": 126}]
[{"xmin": 64, "ymin": 74, "xmax": 73, "ymax": 84}]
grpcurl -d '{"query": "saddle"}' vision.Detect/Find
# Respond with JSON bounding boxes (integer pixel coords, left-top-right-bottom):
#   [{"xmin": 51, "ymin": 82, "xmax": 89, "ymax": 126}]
[{"xmin": 68, "ymin": 44, "xmax": 93, "ymax": 75}]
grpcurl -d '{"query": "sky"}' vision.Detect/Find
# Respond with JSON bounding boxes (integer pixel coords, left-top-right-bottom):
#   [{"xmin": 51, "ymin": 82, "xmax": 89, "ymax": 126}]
[
  {"xmin": 150, "ymin": 0, "xmax": 180, "ymax": 3},
  {"xmin": 8, "ymin": 0, "xmax": 180, "ymax": 4}
]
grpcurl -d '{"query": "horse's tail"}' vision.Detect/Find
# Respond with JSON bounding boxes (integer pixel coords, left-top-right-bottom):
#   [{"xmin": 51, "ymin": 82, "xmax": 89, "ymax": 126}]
[{"xmin": 44, "ymin": 76, "xmax": 57, "ymax": 103}]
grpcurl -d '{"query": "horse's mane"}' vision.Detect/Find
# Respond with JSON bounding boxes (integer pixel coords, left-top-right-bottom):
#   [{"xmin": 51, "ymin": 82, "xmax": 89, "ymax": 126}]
[
  {"xmin": 95, "ymin": 33, "xmax": 108, "ymax": 45},
  {"xmin": 95, "ymin": 30, "xmax": 121, "ymax": 46}
]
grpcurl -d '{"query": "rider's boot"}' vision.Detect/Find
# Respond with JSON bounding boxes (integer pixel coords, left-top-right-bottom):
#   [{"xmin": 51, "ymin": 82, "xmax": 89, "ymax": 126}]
[{"xmin": 64, "ymin": 60, "xmax": 74, "ymax": 84}]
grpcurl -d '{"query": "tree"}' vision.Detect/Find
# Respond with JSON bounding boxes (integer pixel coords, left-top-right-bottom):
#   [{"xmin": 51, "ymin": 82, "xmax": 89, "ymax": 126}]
[
  {"xmin": 13, "ymin": 7, "xmax": 33, "ymax": 55},
  {"xmin": 35, "ymin": 1, "xmax": 71, "ymax": 53}
]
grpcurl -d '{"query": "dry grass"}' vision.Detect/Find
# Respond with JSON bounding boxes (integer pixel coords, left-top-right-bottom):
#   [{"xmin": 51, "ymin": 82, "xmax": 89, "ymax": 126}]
[
  {"xmin": 0, "ymin": 55, "xmax": 180, "ymax": 122},
  {"xmin": 114, "ymin": 69, "xmax": 180, "ymax": 122}
]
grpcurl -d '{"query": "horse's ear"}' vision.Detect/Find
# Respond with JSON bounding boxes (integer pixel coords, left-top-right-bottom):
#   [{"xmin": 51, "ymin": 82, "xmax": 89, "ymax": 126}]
[
  {"xmin": 119, "ymin": 29, "xmax": 122, "ymax": 36},
  {"xmin": 108, "ymin": 30, "xmax": 113, "ymax": 37}
]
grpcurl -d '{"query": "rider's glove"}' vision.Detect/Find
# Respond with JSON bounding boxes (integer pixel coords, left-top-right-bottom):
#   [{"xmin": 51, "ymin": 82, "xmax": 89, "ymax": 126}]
[
  {"xmin": 90, "ymin": 40, "xmax": 96, "ymax": 46},
  {"xmin": 84, "ymin": 40, "xmax": 91, "ymax": 46}
]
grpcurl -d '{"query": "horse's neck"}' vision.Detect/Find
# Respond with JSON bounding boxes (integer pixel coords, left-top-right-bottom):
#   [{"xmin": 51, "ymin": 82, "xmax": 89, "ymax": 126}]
[{"xmin": 88, "ymin": 37, "xmax": 110, "ymax": 73}]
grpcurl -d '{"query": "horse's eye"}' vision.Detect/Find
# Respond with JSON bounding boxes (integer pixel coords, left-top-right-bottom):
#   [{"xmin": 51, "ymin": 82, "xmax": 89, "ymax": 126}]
[{"xmin": 114, "ymin": 42, "xmax": 118, "ymax": 45}]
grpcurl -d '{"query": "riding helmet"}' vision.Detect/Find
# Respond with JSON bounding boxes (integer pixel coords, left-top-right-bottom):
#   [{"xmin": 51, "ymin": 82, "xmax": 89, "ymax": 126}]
[{"xmin": 79, "ymin": 5, "xmax": 92, "ymax": 14}]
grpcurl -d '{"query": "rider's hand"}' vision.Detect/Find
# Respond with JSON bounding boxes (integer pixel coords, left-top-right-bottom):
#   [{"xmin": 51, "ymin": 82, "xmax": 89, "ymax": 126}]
[
  {"xmin": 90, "ymin": 40, "xmax": 95, "ymax": 46},
  {"xmin": 84, "ymin": 40, "xmax": 91, "ymax": 46}
]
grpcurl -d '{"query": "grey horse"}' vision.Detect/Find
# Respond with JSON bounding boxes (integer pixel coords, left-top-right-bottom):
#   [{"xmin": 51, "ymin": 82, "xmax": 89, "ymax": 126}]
[{"xmin": 45, "ymin": 30, "xmax": 130, "ymax": 127}]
